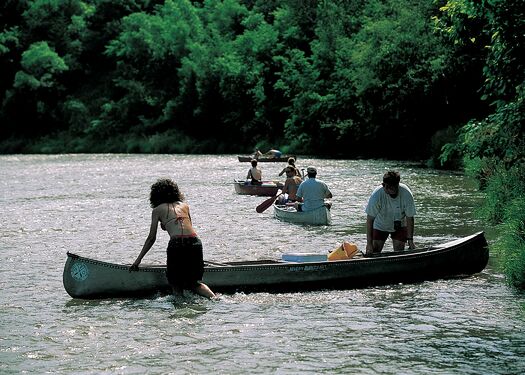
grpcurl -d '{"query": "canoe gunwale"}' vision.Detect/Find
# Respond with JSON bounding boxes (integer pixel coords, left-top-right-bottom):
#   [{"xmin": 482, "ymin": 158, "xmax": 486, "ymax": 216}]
[
  {"xmin": 233, "ymin": 179, "xmax": 283, "ymax": 196},
  {"xmin": 204, "ymin": 239, "xmax": 482, "ymax": 273},
  {"xmin": 66, "ymin": 251, "xmax": 166, "ymax": 273},
  {"xmin": 237, "ymin": 155, "xmax": 296, "ymax": 162},
  {"xmin": 65, "ymin": 233, "xmax": 486, "ymax": 274}
]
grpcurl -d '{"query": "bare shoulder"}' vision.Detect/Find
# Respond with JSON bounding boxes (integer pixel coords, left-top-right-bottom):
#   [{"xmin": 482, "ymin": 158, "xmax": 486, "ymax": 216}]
[
  {"xmin": 177, "ymin": 201, "xmax": 191, "ymax": 212},
  {"xmin": 152, "ymin": 203, "xmax": 168, "ymax": 215}
]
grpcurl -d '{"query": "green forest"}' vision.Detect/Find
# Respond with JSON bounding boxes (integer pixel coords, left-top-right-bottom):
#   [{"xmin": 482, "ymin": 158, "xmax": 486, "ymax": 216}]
[
  {"xmin": 1, "ymin": 0, "xmax": 523, "ymax": 288},
  {"xmin": 0, "ymin": 0, "xmax": 501, "ymax": 157}
]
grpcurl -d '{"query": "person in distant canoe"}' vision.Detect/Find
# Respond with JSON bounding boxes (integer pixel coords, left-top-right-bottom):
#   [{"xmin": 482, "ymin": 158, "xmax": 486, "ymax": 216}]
[
  {"xmin": 365, "ymin": 170, "xmax": 416, "ymax": 255},
  {"xmin": 296, "ymin": 166, "xmax": 332, "ymax": 212},
  {"xmin": 264, "ymin": 149, "xmax": 282, "ymax": 158},
  {"xmin": 281, "ymin": 166, "xmax": 303, "ymax": 202},
  {"xmin": 247, "ymin": 159, "xmax": 262, "ymax": 185},
  {"xmin": 279, "ymin": 157, "xmax": 301, "ymax": 177},
  {"xmin": 129, "ymin": 178, "xmax": 215, "ymax": 299},
  {"xmin": 253, "ymin": 148, "xmax": 282, "ymax": 159}
]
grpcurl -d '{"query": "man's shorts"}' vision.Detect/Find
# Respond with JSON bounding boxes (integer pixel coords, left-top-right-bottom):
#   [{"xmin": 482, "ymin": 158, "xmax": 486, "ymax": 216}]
[{"xmin": 372, "ymin": 227, "xmax": 408, "ymax": 242}]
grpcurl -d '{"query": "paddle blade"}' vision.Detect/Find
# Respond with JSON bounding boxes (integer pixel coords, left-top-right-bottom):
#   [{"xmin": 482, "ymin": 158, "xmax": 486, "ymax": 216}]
[{"xmin": 256, "ymin": 194, "xmax": 280, "ymax": 213}]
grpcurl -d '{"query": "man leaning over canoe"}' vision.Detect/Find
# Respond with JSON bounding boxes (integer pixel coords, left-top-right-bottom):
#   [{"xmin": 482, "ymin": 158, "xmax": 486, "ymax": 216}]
[{"xmin": 365, "ymin": 171, "xmax": 416, "ymax": 255}]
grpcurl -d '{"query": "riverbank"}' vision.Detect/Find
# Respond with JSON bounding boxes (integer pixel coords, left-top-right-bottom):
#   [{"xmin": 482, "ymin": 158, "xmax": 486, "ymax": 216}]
[
  {"xmin": 470, "ymin": 161, "xmax": 525, "ymax": 289},
  {"xmin": 0, "ymin": 131, "xmax": 242, "ymax": 155}
]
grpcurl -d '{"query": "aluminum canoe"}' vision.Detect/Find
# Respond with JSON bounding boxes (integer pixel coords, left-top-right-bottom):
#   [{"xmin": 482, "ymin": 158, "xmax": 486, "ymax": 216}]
[
  {"xmin": 273, "ymin": 204, "xmax": 332, "ymax": 225},
  {"xmin": 233, "ymin": 179, "xmax": 283, "ymax": 196},
  {"xmin": 63, "ymin": 232, "xmax": 489, "ymax": 299},
  {"xmin": 237, "ymin": 155, "xmax": 296, "ymax": 162}
]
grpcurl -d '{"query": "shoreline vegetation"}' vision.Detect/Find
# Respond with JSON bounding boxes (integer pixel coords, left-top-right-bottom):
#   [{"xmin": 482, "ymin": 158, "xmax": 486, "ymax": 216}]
[{"xmin": 1, "ymin": 0, "xmax": 522, "ymax": 288}]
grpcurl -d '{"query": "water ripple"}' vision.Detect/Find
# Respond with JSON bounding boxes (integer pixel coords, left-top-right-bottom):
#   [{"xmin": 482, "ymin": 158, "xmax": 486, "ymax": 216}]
[{"xmin": 1, "ymin": 155, "xmax": 524, "ymax": 374}]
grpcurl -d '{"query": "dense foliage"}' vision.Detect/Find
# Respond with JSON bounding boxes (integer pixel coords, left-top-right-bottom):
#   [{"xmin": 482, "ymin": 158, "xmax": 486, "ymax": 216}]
[
  {"xmin": 1, "ymin": 0, "xmax": 485, "ymax": 156},
  {"xmin": 437, "ymin": 0, "xmax": 524, "ymax": 289}
]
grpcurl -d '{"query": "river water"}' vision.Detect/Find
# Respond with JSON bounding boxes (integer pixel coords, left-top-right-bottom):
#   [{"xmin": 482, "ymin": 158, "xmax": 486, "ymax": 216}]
[{"xmin": 1, "ymin": 154, "xmax": 524, "ymax": 374}]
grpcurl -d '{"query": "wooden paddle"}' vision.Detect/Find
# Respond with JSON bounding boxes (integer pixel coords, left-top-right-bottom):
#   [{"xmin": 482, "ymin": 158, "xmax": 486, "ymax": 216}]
[{"xmin": 256, "ymin": 192, "xmax": 282, "ymax": 213}]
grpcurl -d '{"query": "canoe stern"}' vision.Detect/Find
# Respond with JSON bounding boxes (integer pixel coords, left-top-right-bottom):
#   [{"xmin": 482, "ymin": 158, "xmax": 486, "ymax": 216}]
[
  {"xmin": 63, "ymin": 253, "xmax": 170, "ymax": 298},
  {"xmin": 273, "ymin": 204, "xmax": 331, "ymax": 225}
]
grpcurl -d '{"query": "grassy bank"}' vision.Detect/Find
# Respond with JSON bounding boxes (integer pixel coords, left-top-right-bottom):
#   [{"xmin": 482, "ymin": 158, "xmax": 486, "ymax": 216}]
[{"xmin": 472, "ymin": 162, "xmax": 525, "ymax": 289}]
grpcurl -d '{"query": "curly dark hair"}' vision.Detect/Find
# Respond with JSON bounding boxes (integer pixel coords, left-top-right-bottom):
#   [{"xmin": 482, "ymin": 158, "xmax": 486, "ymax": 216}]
[
  {"xmin": 383, "ymin": 171, "xmax": 401, "ymax": 186},
  {"xmin": 149, "ymin": 179, "xmax": 185, "ymax": 208}
]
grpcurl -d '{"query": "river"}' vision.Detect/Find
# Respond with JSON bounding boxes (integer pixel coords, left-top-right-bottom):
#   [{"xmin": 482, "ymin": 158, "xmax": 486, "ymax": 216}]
[{"xmin": 1, "ymin": 154, "xmax": 524, "ymax": 374}]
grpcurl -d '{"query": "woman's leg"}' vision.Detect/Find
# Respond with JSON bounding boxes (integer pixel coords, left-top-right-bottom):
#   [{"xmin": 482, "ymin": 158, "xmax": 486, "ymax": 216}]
[
  {"xmin": 171, "ymin": 286, "xmax": 184, "ymax": 297},
  {"xmin": 192, "ymin": 282, "xmax": 216, "ymax": 299}
]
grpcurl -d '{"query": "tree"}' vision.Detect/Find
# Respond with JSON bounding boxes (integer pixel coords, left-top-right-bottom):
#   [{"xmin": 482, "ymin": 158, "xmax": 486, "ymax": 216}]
[
  {"xmin": 96, "ymin": 0, "xmax": 204, "ymax": 137},
  {"xmin": 3, "ymin": 41, "xmax": 69, "ymax": 136}
]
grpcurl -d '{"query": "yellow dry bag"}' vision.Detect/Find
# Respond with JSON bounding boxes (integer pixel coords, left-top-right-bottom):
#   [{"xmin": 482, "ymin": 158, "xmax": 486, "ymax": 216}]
[{"xmin": 328, "ymin": 241, "xmax": 358, "ymax": 261}]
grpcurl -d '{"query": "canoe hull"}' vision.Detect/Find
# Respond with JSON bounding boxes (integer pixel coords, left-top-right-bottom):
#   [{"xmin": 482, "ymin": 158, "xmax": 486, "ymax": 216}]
[
  {"xmin": 273, "ymin": 204, "xmax": 331, "ymax": 225},
  {"xmin": 237, "ymin": 155, "xmax": 296, "ymax": 162},
  {"xmin": 233, "ymin": 180, "xmax": 283, "ymax": 196},
  {"xmin": 64, "ymin": 254, "xmax": 171, "ymax": 298},
  {"xmin": 63, "ymin": 232, "xmax": 489, "ymax": 298}
]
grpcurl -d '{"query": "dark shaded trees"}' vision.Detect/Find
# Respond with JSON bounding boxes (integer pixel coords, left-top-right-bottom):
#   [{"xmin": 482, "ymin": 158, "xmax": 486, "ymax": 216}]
[
  {"xmin": 0, "ymin": 0, "xmax": 512, "ymax": 157},
  {"xmin": 437, "ymin": 0, "xmax": 524, "ymax": 289}
]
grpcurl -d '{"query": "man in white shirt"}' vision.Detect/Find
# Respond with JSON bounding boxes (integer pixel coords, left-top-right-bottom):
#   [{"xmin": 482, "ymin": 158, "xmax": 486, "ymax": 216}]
[
  {"xmin": 365, "ymin": 171, "xmax": 416, "ymax": 254},
  {"xmin": 296, "ymin": 166, "xmax": 332, "ymax": 212}
]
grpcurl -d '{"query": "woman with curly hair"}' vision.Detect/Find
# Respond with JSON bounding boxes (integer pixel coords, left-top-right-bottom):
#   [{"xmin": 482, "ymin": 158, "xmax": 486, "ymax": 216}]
[{"xmin": 129, "ymin": 178, "xmax": 215, "ymax": 299}]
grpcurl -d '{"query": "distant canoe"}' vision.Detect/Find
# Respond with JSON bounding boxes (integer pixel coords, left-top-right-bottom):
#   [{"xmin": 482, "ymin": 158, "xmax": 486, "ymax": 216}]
[
  {"xmin": 237, "ymin": 155, "xmax": 297, "ymax": 162},
  {"xmin": 274, "ymin": 204, "xmax": 331, "ymax": 225},
  {"xmin": 233, "ymin": 179, "xmax": 284, "ymax": 196},
  {"xmin": 63, "ymin": 232, "xmax": 489, "ymax": 298}
]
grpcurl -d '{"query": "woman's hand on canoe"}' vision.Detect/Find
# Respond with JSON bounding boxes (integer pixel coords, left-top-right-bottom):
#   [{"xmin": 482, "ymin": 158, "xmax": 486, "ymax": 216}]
[{"xmin": 129, "ymin": 261, "xmax": 140, "ymax": 272}]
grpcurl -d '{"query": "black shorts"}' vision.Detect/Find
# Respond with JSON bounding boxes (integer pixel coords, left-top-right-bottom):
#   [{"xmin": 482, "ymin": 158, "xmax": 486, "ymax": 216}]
[
  {"xmin": 166, "ymin": 237, "xmax": 204, "ymax": 289},
  {"xmin": 372, "ymin": 227, "xmax": 408, "ymax": 242}
]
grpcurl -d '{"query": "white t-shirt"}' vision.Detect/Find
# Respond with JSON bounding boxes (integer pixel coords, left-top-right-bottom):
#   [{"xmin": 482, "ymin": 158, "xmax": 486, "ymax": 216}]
[
  {"xmin": 365, "ymin": 183, "xmax": 416, "ymax": 232},
  {"xmin": 296, "ymin": 178, "xmax": 332, "ymax": 212}
]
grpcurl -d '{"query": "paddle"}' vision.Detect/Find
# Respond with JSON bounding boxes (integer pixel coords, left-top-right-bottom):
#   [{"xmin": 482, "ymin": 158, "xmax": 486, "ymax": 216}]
[{"xmin": 256, "ymin": 192, "xmax": 282, "ymax": 213}]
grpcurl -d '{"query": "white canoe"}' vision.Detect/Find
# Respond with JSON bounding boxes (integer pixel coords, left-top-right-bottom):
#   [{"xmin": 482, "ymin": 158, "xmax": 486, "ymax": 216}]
[{"xmin": 273, "ymin": 204, "xmax": 331, "ymax": 225}]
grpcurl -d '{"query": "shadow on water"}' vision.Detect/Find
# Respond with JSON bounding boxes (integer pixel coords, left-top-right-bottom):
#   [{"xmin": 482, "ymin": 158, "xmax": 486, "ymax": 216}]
[
  {"xmin": 167, "ymin": 297, "xmax": 212, "ymax": 319},
  {"xmin": 63, "ymin": 291, "xmax": 214, "ymax": 318}
]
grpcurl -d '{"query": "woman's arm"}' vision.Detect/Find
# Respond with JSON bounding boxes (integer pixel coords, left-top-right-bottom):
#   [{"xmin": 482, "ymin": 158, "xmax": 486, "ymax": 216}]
[
  {"xmin": 130, "ymin": 209, "xmax": 159, "ymax": 271},
  {"xmin": 282, "ymin": 179, "xmax": 290, "ymax": 195}
]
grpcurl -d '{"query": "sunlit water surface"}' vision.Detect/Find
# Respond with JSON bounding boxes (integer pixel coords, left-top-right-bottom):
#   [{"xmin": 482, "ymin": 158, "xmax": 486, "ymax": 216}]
[{"xmin": 1, "ymin": 154, "xmax": 524, "ymax": 374}]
